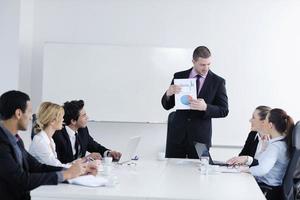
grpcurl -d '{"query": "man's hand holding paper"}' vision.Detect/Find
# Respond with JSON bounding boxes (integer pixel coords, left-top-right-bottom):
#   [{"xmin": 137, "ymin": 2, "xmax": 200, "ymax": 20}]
[
  {"xmin": 166, "ymin": 84, "xmax": 181, "ymax": 97},
  {"xmin": 190, "ymin": 98, "xmax": 207, "ymax": 111}
]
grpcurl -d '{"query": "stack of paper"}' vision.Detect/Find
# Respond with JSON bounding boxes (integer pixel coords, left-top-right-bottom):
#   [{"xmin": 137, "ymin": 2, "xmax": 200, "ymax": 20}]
[{"xmin": 68, "ymin": 175, "xmax": 108, "ymax": 187}]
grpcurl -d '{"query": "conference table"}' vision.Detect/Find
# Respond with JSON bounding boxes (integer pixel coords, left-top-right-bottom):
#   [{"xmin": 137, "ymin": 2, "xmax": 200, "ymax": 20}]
[{"xmin": 32, "ymin": 158, "xmax": 266, "ymax": 200}]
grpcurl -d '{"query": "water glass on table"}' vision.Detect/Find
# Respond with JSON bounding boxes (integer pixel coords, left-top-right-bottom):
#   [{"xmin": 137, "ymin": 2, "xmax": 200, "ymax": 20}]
[{"xmin": 199, "ymin": 156, "xmax": 209, "ymax": 175}]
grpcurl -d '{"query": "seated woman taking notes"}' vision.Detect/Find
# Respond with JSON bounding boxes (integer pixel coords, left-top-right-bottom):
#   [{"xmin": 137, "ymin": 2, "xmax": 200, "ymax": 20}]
[{"xmin": 241, "ymin": 108, "xmax": 294, "ymax": 200}]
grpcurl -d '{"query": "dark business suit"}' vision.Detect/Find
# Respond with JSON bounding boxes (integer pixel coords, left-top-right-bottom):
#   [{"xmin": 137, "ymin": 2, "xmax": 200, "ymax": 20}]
[
  {"xmin": 0, "ymin": 127, "xmax": 62, "ymax": 200},
  {"xmin": 162, "ymin": 68, "xmax": 229, "ymax": 158},
  {"xmin": 53, "ymin": 126, "xmax": 109, "ymax": 164}
]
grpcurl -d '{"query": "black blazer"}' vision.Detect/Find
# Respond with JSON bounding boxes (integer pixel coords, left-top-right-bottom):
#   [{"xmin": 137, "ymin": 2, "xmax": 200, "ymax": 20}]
[
  {"xmin": 53, "ymin": 126, "xmax": 109, "ymax": 164},
  {"xmin": 0, "ymin": 127, "xmax": 62, "ymax": 200},
  {"xmin": 239, "ymin": 131, "xmax": 259, "ymax": 166},
  {"xmin": 162, "ymin": 69, "xmax": 229, "ymax": 147},
  {"xmin": 239, "ymin": 131, "xmax": 259, "ymax": 157}
]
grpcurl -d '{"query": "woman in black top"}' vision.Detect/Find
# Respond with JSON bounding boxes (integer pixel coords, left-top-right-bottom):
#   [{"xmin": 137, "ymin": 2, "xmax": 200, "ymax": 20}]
[{"xmin": 227, "ymin": 105, "xmax": 271, "ymax": 166}]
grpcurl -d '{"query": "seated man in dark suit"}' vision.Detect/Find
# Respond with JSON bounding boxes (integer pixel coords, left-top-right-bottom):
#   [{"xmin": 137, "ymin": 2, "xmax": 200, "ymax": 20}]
[
  {"xmin": 0, "ymin": 90, "xmax": 92, "ymax": 200},
  {"xmin": 53, "ymin": 100, "xmax": 122, "ymax": 164}
]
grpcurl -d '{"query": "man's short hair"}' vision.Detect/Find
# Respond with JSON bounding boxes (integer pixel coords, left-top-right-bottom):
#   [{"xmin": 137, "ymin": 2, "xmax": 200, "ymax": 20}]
[
  {"xmin": 0, "ymin": 90, "xmax": 30, "ymax": 120},
  {"xmin": 193, "ymin": 46, "xmax": 211, "ymax": 60},
  {"xmin": 63, "ymin": 100, "xmax": 85, "ymax": 125}
]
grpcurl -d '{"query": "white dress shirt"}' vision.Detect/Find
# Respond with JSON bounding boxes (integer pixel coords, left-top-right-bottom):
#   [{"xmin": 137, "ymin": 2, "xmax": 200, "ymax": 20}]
[
  {"xmin": 246, "ymin": 133, "xmax": 269, "ymax": 165},
  {"xmin": 29, "ymin": 130, "xmax": 71, "ymax": 168},
  {"xmin": 255, "ymin": 133, "xmax": 269, "ymax": 157},
  {"xmin": 249, "ymin": 135, "xmax": 289, "ymax": 186},
  {"xmin": 65, "ymin": 125, "xmax": 110, "ymax": 157},
  {"xmin": 65, "ymin": 126, "xmax": 77, "ymax": 156}
]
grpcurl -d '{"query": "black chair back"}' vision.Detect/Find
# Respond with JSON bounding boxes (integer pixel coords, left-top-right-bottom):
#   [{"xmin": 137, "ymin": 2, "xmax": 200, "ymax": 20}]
[
  {"xmin": 165, "ymin": 111, "xmax": 176, "ymax": 158},
  {"xmin": 283, "ymin": 121, "xmax": 300, "ymax": 200},
  {"xmin": 31, "ymin": 113, "xmax": 37, "ymax": 140}
]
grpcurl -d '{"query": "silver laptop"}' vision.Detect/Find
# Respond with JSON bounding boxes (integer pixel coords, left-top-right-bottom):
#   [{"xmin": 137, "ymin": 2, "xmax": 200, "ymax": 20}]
[
  {"xmin": 118, "ymin": 136, "xmax": 141, "ymax": 164},
  {"xmin": 194, "ymin": 142, "xmax": 228, "ymax": 166}
]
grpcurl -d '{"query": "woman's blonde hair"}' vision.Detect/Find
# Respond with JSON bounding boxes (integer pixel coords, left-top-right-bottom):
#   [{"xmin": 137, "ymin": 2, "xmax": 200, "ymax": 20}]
[{"xmin": 34, "ymin": 102, "xmax": 64, "ymax": 133}]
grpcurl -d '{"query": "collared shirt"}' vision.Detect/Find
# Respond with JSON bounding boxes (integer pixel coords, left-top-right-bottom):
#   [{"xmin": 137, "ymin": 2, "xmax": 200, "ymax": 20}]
[
  {"xmin": 189, "ymin": 68, "xmax": 208, "ymax": 94},
  {"xmin": 246, "ymin": 132, "xmax": 269, "ymax": 165},
  {"xmin": 249, "ymin": 135, "xmax": 289, "ymax": 186},
  {"xmin": 65, "ymin": 126, "xmax": 77, "ymax": 156},
  {"xmin": 29, "ymin": 130, "xmax": 71, "ymax": 168},
  {"xmin": 254, "ymin": 133, "xmax": 268, "ymax": 158},
  {"xmin": 65, "ymin": 125, "xmax": 110, "ymax": 157}
]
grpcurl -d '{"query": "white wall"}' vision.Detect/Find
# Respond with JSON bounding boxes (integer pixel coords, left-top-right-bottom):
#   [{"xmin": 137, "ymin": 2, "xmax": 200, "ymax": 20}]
[
  {"xmin": 7, "ymin": 0, "xmax": 299, "ymax": 160},
  {"xmin": 0, "ymin": 0, "xmax": 20, "ymax": 94},
  {"xmin": 26, "ymin": 0, "xmax": 300, "ymax": 147},
  {"xmin": 19, "ymin": 0, "xmax": 34, "ymax": 94}
]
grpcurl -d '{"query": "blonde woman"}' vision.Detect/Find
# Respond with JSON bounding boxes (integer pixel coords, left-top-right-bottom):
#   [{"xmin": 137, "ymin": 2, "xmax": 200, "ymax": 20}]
[{"xmin": 29, "ymin": 102, "xmax": 72, "ymax": 168}]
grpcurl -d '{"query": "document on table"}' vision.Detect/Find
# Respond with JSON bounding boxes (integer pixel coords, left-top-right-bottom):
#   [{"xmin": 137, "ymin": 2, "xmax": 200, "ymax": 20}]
[
  {"xmin": 174, "ymin": 78, "xmax": 197, "ymax": 110},
  {"xmin": 68, "ymin": 175, "xmax": 108, "ymax": 187}
]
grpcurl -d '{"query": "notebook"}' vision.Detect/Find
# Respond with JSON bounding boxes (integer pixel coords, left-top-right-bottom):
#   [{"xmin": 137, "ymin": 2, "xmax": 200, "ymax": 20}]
[{"xmin": 68, "ymin": 175, "xmax": 108, "ymax": 187}]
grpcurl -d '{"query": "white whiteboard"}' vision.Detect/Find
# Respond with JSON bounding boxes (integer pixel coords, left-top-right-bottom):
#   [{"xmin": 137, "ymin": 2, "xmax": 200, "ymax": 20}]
[
  {"xmin": 42, "ymin": 42, "xmax": 300, "ymax": 145},
  {"xmin": 43, "ymin": 43, "xmax": 192, "ymax": 123}
]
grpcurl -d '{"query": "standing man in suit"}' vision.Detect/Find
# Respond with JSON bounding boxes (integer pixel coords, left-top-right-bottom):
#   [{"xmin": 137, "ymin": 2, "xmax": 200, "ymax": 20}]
[
  {"xmin": 53, "ymin": 100, "xmax": 122, "ymax": 164},
  {"xmin": 162, "ymin": 46, "xmax": 229, "ymax": 158},
  {"xmin": 0, "ymin": 90, "xmax": 91, "ymax": 200}
]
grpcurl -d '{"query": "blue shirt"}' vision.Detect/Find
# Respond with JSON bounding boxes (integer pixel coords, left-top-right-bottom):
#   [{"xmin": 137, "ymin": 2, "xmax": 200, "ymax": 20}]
[{"xmin": 249, "ymin": 136, "xmax": 289, "ymax": 186}]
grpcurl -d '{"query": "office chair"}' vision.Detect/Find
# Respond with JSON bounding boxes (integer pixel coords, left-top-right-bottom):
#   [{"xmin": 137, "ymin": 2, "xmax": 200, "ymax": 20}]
[
  {"xmin": 282, "ymin": 121, "xmax": 300, "ymax": 200},
  {"xmin": 165, "ymin": 111, "xmax": 176, "ymax": 158},
  {"xmin": 295, "ymin": 180, "xmax": 300, "ymax": 200},
  {"xmin": 262, "ymin": 121, "xmax": 300, "ymax": 200},
  {"xmin": 31, "ymin": 113, "xmax": 37, "ymax": 140}
]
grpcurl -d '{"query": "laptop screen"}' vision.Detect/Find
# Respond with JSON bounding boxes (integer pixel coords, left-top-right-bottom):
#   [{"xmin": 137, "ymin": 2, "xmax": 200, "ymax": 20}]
[
  {"xmin": 194, "ymin": 142, "xmax": 229, "ymax": 166},
  {"xmin": 194, "ymin": 142, "xmax": 209, "ymax": 158},
  {"xmin": 118, "ymin": 136, "xmax": 141, "ymax": 164}
]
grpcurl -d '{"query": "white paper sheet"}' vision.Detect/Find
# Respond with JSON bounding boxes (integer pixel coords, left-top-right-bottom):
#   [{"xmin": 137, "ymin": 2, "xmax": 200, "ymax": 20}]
[
  {"xmin": 174, "ymin": 78, "xmax": 197, "ymax": 110},
  {"xmin": 68, "ymin": 175, "xmax": 108, "ymax": 187}
]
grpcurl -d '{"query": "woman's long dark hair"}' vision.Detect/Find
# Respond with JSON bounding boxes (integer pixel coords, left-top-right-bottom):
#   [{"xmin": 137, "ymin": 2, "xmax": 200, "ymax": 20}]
[{"xmin": 268, "ymin": 108, "xmax": 294, "ymax": 155}]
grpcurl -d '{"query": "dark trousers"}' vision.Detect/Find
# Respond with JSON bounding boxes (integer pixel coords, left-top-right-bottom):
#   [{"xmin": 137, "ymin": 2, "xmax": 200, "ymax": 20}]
[
  {"xmin": 258, "ymin": 182, "xmax": 283, "ymax": 200},
  {"xmin": 165, "ymin": 137, "xmax": 199, "ymax": 159}
]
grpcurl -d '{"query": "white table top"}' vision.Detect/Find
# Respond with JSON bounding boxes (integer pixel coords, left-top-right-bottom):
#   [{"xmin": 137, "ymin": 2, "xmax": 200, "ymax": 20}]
[{"xmin": 32, "ymin": 158, "xmax": 266, "ymax": 200}]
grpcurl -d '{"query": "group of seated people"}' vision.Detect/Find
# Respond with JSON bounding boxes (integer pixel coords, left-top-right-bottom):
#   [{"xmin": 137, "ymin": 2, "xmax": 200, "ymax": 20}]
[
  {"xmin": 0, "ymin": 90, "xmax": 121, "ymax": 200},
  {"xmin": 0, "ymin": 90, "xmax": 297, "ymax": 200},
  {"xmin": 226, "ymin": 106, "xmax": 295, "ymax": 200},
  {"xmin": 28, "ymin": 100, "xmax": 122, "ymax": 169}
]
